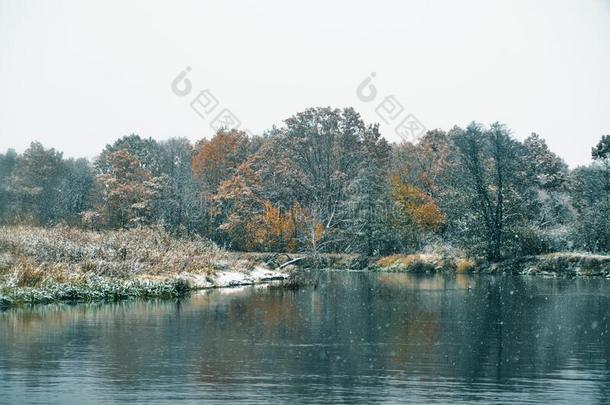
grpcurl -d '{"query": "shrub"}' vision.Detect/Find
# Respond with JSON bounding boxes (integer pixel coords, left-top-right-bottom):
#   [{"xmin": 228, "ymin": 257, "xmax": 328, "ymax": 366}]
[
  {"xmin": 455, "ymin": 258, "xmax": 475, "ymax": 273},
  {"xmin": 14, "ymin": 260, "xmax": 45, "ymax": 287}
]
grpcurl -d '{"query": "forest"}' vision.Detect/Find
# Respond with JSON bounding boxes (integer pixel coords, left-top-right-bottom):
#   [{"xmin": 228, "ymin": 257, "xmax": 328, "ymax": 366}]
[{"xmin": 1, "ymin": 107, "xmax": 609, "ymax": 262}]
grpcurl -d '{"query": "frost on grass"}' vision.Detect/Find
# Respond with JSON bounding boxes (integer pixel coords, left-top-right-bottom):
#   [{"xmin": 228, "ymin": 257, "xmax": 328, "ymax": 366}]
[{"xmin": 0, "ymin": 225, "xmax": 288, "ymax": 306}]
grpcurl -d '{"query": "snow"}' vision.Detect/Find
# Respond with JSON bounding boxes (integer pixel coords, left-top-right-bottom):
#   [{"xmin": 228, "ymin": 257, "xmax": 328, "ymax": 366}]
[{"xmin": 178, "ymin": 265, "xmax": 289, "ymax": 290}]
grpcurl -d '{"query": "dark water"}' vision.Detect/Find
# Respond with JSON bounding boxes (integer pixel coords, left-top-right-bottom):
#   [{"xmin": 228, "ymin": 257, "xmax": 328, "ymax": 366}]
[{"xmin": 1, "ymin": 272, "xmax": 610, "ymax": 404}]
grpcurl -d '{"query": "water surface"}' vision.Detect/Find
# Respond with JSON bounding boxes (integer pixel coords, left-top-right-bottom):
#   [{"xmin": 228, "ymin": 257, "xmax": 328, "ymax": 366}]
[{"xmin": 1, "ymin": 271, "xmax": 610, "ymax": 403}]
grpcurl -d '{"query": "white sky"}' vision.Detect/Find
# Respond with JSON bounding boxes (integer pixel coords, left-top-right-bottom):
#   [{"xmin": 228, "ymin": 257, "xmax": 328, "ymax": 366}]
[{"xmin": 0, "ymin": 0, "xmax": 609, "ymax": 167}]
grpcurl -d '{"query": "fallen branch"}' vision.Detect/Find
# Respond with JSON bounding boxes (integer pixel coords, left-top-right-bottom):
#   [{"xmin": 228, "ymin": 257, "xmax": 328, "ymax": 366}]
[{"xmin": 278, "ymin": 257, "xmax": 306, "ymax": 269}]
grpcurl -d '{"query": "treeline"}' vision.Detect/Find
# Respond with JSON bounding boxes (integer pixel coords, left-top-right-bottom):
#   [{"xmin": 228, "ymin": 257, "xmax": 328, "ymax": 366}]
[{"xmin": 0, "ymin": 107, "xmax": 608, "ymax": 260}]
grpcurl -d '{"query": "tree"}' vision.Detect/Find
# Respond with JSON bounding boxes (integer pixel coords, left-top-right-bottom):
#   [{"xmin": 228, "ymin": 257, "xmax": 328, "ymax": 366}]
[
  {"xmin": 391, "ymin": 129, "xmax": 453, "ymax": 200},
  {"xmin": 592, "ymin": 135, "xmax": 610, "ymax": 205},
  {"xmin": 0, "ymin": 109, "xmax": 594, "ymax": 258},
  {"xmin": 452, "ymin": 122, "xmax": 527, "ymax": 261},
  {"xmin": 254, "ymin": 202, "xmax": 303, "ymax": 252},
  {"xmin": 155, "ymin": 138, "xmax": 199, "ymax": 234},
  {"xmin": 213, "ymin": 160, "xmax": 265, "ymax": 250},
  {"xmin": 96, "ymin": 134, "xmax": 163, "ymax": 175},
  {"xmin": 280, "ymin": 107, "xmax": 368, "ymax": 236},
  {"xmin": 575, "ymin": 135, "xmax": 610, "ymax": 252},
  {"xmin": 277, "ymin": 107, "xmax": 391, "ymax": 253},
  {"xmin": 343, "ymin": 160, "xmax": 395, "ymax": 255},
  {"xmin": 523, "ymin": 133, "xmax": 568, "ymax": 191},
  {"xmin": 8, "ymin": 142, "xmax": 64, "ymax": 224},
  {"xmin": 192, "ymin": 130, "xmax": 251, "ymax": 194},
  {"xmin": 518, "ymin": 133, "xmax": 574, "ymax": 253},
  {"xmin": 0, "ymin": 149, "xmax": 18, "ymax": 223},
  {"xmin": 390, "ymin": 175, "xmax": 444, "ymax": 250},
  {"xmin": 56, "ymin": 158, "xmax": 95, "ymax": 224},
  {"xmin": 248, "ymin": 137, "xmax": 305, "ymax": 210},
  {"xmin": 342, "ymin": 124, "xmax": 394, "ymax": 255},
  {"xmin": 96, "ymin": 150, "xmax": 157, "ymax": 228}
]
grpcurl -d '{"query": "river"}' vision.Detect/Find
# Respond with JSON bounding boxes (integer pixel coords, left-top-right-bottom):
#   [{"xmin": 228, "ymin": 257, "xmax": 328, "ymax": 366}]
[{"xmin": 1, "ymin": 271, "xmax": 609, "ymax": 403}]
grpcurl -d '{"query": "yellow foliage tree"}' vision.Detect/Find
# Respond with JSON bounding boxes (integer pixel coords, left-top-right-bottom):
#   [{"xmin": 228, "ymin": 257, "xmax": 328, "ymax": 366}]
[
  {"xmin": 390, "ymin": 175, "xmax": 444, "ymax": 232},
  {"xmin": 215, "ymin": 158, "xmax": 307, "ymax": 252},
  {"xmin": 254, "ymin": 202, "xmax": 303, "ymax": 252}
]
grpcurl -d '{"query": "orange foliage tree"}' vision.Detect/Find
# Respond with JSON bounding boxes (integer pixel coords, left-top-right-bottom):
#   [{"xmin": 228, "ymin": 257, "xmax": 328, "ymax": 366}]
[
  {"xmin": 192, "ymin": 130, "xmax": 249, "ymax": 193},
  {"xmin": 390, "ymin": 175, "xmax": 444, "ymax": 248},
  {"xmin": 215, "ymin": 165, "xmax": 305, "ymax": 252},
  {"xmin": 253, "ymin": 202, "xmax": 304, "ymax": 252},
  {"xmin": 96, "ymin": 150, "xmax": 157, "ymax": 228}
]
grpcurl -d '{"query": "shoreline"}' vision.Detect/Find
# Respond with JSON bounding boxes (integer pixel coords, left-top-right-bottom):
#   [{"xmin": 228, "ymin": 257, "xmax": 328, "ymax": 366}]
[
  {"xmin": 369, "ymin": 252, "xmax": 610, "ymax": 278},
  {"xmin": 4, "ymin": 251, "xmax": 610, "ymax": 309},
  {"xmin": 0, "ymin": 266, "xmax": 290, "ymax": 309},
  {"xmin": 2, "ymin": 225, "xmax": 610, "ymax": 309},
  {"xmin": 0, "ymin": 225, "xmax": 293, "ymax": 309}
]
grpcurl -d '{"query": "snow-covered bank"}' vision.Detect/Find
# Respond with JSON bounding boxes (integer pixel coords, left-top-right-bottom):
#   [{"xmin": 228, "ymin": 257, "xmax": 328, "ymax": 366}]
[
  {"xmin": 0, "ymin": 226, "xmax": 290, "ymax": 308},
  {"xmin": 372, "ymin": 252, "xmax": 610, "ymax": 277},
  {"xmin": 0, "ymin": 264, "xmax": 290, "ymax": 308},
  {"xmin": 177, "ymin": 266, "xmax": 289, "ymax": 289},
  {"xmin": 483, "ymin": 253, "xmax": 610, "ymax": 277}
]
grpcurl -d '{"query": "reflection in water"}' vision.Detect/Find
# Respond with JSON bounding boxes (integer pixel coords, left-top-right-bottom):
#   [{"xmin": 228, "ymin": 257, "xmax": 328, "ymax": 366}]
[{"xmin": 1, "ymin": 272, "xmax": 610, "ymax": 403}]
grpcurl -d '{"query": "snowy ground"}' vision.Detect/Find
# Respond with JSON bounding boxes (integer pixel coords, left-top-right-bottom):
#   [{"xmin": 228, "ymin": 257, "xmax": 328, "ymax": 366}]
[{"xmin": 177, "ymin": 265, "xmax": 289, "ymax": 289}]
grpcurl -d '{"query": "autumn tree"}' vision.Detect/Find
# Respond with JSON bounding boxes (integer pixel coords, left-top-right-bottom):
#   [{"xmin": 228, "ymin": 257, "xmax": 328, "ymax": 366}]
[
  {"xmin": 279, "ymin": 107, "xmax": 377, "ymax": 251},
  {"xmin": 213, "ymin": 160, "xmax": 266, "ymax": 250},
  {"xmin": 390, "ymin": 175, "xmax": 444, "ymax": 250},
  {"xmin": 253, "ymin": 202, "xmax": 304, "ymax": 252},
  {"xmin": 190, "ymin": 130, "xmax": 256, "ymax": 240},
  {"xmin": 95, "ymin": 150, "xmax": 158, "ymax": 228},
  {"xmin": 96, "ymin": 134, "xmax": 163, "ymax": 175},
  {"xmin": 391, "ymin": 129, "xmax": 453, "ymax": 200},
  {"xmin": 192, "ymin": 130, "xmax": 252, "ymax": 194}
]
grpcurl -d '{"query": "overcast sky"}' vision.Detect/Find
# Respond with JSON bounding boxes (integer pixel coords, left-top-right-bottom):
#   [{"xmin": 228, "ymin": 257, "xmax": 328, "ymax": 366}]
[{"xmin": 1, "ymin": 0, "xmax": 609, "ymax": 167}]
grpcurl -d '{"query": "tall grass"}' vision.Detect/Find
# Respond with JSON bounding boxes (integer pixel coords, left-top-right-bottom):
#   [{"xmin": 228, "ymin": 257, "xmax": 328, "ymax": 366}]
[{"xmin": 0, "ymin": 225, "xmax": 228, "ymax": 287}]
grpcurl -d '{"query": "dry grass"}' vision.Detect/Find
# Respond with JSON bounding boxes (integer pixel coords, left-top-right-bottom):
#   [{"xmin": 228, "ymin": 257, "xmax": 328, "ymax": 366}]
[
  {"xmin": 0, "ymin": 226, "xmax": 296, "ymax": 307},
  {"xmin": 376, "ymin": 254, "xmax": 406, "ymax": 268},
  {"xmin": 375, "ymin": 254, "xmax": 439, "ymax": 272},
  {"xmin": 0, "ymin": 225, "xmax": 229, "ymax": 286},
  {"xmin": 376, "ymin": 254, "xmax": 434, "ymax": 267},
  {"xmin": 455, "ymin": 258, "xmax": 475, "ymax": 273},
  {"xmin": 376, "ymin": 253, "xmax": 476, "ymax": 273},
  {"xmin": 13, "ymin": 259, "xmax": 45, "ymax": 287}
]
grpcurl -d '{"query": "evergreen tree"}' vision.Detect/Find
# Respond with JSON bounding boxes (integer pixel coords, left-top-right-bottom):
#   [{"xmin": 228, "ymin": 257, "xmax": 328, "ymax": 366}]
[
  {"xmin": 343, "ymin": 158, "xmax": 394, "ymax": 256},
  {"xmin": 9, "ymin": 142, "xmax": 64, "ymax": 224},
  {"xmin": 0, "ymin": 149, "xmax": 18, "ymax": 223}
]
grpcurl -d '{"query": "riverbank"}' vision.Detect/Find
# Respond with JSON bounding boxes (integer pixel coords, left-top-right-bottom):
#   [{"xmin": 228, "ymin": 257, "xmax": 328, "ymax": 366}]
[
  {"xmin": 3, "ymin": 225, "xmax": 610, "ymax": 308},
  {"xmin": 0, "ymin": 226, "xmax": 289, "ymax": 308},
  {"xmin": 371, "ymin": 252, "xmax": 610, "ymax": 277}
]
